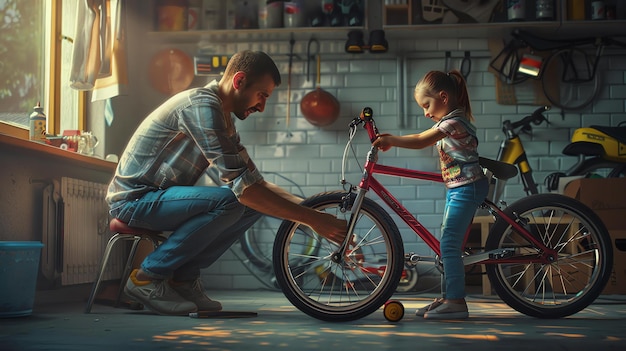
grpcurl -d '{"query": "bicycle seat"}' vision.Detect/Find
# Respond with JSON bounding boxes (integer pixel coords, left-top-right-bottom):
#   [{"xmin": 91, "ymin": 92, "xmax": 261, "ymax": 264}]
[
  {"xmin": 479, "ymin": 157, "xmax": 518, "ymax": 180},
  {"xmin": 589, "ymin": 125, "xmax": 626, "ymax": 144}
]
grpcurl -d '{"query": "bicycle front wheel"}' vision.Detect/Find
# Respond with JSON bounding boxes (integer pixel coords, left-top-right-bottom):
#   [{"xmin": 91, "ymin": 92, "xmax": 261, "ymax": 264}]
[
  {"xmin": 273, "ymin": 191, "xmax": 404, "ymax": 322},
  {"xmin": 486, "ymin": 193, "xmax": 613, "ymax": 318}
]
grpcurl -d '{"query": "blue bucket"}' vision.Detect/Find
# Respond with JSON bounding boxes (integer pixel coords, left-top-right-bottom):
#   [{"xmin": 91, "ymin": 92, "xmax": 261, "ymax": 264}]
[{"xmin": 0, "ymin": 241, "xmax": 44, "ymax": 317}]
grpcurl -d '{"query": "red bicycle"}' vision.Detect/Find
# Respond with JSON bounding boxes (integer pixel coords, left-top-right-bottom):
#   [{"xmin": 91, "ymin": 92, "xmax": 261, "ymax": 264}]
[{"xmin": 273, "ymin": 107, "xmax": 613, "ymax": 322}]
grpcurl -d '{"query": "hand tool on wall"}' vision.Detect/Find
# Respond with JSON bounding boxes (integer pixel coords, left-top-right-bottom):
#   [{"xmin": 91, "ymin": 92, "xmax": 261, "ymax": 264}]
[
  {"xmin": 306, "ymin": 38, "xmax": 320, "ymax": 82},
  {"xmin": 286, "ymin": 33, "xmax": 295, "ymax": 131}
]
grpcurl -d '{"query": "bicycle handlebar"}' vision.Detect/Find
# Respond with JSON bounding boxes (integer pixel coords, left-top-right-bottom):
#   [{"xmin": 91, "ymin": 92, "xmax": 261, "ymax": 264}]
[
  {"xmin": 351, "ymin": 105, "xmax": 550, "ymax": 145},
  {"xmin": 504, "ymin": 105, "xmax": 550, "ymax": 137},
  {"xmin": 350, "ymin": 107, "xmax": 379, "ymax": 143}
]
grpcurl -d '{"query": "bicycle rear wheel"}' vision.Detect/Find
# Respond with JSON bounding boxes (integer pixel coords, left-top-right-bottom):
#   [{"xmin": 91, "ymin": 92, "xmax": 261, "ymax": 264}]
[
  {"xmin": 485, "ymin": 193, "xmax": 613, "ymax": 318},
  {"xmin": 272, "ymin": 191, "xmax": 404, "ymax": 322}
]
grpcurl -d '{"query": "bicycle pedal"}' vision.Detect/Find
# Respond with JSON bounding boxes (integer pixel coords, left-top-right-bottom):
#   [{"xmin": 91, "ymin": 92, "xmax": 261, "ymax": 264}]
[{"xmin": 489, "ymin": 249, "xmax": 515, "ymax": 259}]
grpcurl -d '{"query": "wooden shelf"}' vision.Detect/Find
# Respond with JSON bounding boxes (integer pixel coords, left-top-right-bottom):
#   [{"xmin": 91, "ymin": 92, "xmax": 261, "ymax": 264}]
[
  {"xmin": 147, "ymin": 26, "xmax": 360, "ymax": 44},
  {"xmin": 145, "ymin": 0, "xmax": 625, "ymax": 44},
  {"xmin": 147, "ymin": 19, "xmax": 626, "ymax": 44}
]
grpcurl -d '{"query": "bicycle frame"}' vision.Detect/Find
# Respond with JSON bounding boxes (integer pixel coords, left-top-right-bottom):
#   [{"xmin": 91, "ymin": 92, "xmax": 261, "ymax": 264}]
[
  {"xmin": 497, "ymin": 119, "xmax": 538, "ymax": 196},
  {"xmin": 341, "ymin": 108, "xmax": 557, "ymax": 266}
]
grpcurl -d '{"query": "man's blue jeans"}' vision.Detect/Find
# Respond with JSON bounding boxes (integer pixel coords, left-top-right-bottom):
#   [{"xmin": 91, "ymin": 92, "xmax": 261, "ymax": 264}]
[
  {"xmin": 113, "ymin": 186, "xmax": 262, "ymax": 281},
  {"xmin": 440, "ymin": 178, "xmax": 489, "ymax": 300}
]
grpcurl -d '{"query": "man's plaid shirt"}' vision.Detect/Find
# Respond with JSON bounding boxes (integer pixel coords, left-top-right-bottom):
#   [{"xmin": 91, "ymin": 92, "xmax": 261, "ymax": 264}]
[{"xmin": 106, "ymin": 80, "xmax": 263, "ymax": 214}]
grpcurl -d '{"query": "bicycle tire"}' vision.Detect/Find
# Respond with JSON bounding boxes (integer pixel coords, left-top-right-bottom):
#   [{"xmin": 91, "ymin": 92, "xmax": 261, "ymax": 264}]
[
  {"xmin": 541, "ymin": 48, "xmax": 601, "ymax": 111},
  {"xmin": 485, "ymin": 193, "xmax": 613, "ymax": 318},
  {"xmin": 272, "ymin": 191, "xmax": 405, "ymax": 322}
]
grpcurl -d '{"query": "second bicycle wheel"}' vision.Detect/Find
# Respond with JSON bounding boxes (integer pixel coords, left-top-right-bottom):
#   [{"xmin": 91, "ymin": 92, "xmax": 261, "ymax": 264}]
[
  {"xmin": 273, "ymin": 191, "xmax": 405, "ymax": 322},
  {"xmin": 541, "ymin": 47, "xmax": 601, "ymax": 111},
  {"xmin": 485, "ymin": 193, "xmax": 613, "ymax": 318}
]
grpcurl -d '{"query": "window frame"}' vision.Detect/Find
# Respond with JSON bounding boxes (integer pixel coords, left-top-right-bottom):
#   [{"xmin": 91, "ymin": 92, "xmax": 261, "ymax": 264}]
[{"xmin": 0, "ymin": 1, "xmax": 86, "ymax": 140}]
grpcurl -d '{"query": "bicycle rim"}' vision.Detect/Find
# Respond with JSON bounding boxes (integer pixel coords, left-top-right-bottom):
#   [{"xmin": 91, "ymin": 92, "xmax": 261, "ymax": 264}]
[
  {"xmin": 486, "ymin": 194, "xmax": 613, "ymax": 318},
  {"xmin": 272, "ymin": 191, "xmax": 404, "ymax": 322},
  {"xmin": 542, "ymin": 48, "xmax": 600, "ymax": 111}
]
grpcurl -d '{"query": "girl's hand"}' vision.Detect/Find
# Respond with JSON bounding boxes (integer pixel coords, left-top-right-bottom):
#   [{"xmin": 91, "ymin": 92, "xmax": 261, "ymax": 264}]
[{"xmin": 373, "ymin": 133, "xmax": 393, "ymax": 152}]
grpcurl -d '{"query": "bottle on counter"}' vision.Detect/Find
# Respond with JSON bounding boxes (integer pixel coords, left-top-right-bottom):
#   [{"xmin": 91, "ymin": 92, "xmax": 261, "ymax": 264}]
[{"xmin": 29, "ymin": 102, "xmax": 47, "ymax": 143}]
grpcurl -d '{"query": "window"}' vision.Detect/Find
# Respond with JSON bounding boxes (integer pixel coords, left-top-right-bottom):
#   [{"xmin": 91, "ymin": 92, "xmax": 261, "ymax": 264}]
[
  {"xmin": 0, "ymin": 0, "xmax": 45, "ymax": 136},
  {"xmin": 0, "ymin": 1, "xmax": 82, "ymax": 139}
]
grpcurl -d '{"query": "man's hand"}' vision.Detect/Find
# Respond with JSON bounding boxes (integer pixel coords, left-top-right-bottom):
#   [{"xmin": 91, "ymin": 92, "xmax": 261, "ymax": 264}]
[
  {"xmin": 309, "ymin": 211, "xmax": 348, "ymax": 245},
  {"xmin": 239, "ymin": 182, "xmax": 347, "ymax": 244}
]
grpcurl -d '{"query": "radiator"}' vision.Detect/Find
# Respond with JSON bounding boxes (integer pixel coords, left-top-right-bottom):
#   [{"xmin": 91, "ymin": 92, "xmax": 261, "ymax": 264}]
[{"xmin": 42, "ymin": 177, "xmax": 127, "ymax": 286}]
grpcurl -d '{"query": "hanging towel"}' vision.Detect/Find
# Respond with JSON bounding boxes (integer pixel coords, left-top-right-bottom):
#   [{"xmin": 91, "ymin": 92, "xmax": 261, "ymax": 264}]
[
  {"xmin": 69, "ymin": 0, "xmax": 100, "ymax": 90},
  {"xmin": 70, "ymin": 0, "xmax": 128, "ymax": 102}
]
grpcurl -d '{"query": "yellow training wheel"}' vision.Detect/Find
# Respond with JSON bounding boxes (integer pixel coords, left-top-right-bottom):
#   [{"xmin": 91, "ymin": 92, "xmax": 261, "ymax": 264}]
[{"xmin": 383, "ymin": 300, "xmax": 404, "ymax": 322}]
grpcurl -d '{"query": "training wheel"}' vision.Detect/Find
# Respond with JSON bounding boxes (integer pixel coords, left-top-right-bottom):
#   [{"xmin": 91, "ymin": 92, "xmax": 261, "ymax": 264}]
[{"xmin": 383, "ymin": 300, "xmax": 404, "ymax": 322}]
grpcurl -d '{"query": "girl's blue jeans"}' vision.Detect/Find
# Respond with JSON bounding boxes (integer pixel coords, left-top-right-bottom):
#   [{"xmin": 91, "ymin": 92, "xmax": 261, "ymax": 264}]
[
  {"xmin": 113, "ymin": 186, "xmax": 262, "ymax": 281},
  {"xmin": 440, "ymin": 178, "xmax": 489, "ymax": 300}
]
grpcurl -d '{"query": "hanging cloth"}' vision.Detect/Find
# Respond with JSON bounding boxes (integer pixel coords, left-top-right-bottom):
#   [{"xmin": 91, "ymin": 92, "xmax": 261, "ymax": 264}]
[{"xmin": 69, "ymin": 0, "xmax": 128, "ymax": 102}]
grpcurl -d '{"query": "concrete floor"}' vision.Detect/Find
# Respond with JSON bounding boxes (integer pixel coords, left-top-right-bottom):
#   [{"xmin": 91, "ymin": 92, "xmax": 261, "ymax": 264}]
[{"xmin": 2, "ymin": 284, "xmax": 626, "ymax": 351}]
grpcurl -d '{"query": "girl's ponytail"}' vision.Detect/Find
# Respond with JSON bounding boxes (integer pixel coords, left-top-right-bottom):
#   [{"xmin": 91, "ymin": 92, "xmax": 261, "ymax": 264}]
[{"xmin": 448, "ymin": 70, "xmax": 473, "ymax": 121}]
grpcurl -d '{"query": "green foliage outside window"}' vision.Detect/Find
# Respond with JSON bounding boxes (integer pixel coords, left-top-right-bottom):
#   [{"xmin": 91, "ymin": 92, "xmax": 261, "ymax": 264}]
[{"xmin": 0, "ymin": 0, "xmax": 44, "ymax": 125}]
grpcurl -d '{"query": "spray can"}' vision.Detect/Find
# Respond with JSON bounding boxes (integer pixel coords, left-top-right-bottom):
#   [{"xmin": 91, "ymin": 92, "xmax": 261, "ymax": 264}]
[
  {"xmin": 29, "ymin": 102, "xmax": 47, "ymax": 143},
  {"xmin": 507, "ymin": 0, "xmax": 526, "ymax": 21}
]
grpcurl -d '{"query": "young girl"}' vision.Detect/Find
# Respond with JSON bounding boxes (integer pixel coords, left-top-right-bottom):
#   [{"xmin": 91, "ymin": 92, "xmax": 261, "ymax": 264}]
[{"xmin": 373, "ymin": 70, "xmax": 488, "ymax": 319}]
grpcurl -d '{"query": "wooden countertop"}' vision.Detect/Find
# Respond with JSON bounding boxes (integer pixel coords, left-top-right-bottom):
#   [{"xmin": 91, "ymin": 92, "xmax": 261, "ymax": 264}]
[{"xmin": 0, "ymin": 133, "xmax": 116, "ymax": 173}]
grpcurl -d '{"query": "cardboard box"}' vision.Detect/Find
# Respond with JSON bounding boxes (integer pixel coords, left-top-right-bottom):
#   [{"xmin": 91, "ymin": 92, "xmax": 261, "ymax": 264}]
[
  {"xmin": 602, "ymin": 230, "xmax": 626, "ymax": 295},
  {"xmin": 563, "ymin": 178, "xmax": 626, "ymax": 211},
  {"xmin": 563, "ymin": 177, "xmax": 626, "ymax": 231},
  {"xmin": 558, "ymin": 178, "xmax": 626, "ymax": 295},
  {"xmin": 591, "ymin": 209, "xmax": 625, "ymax": 230}
]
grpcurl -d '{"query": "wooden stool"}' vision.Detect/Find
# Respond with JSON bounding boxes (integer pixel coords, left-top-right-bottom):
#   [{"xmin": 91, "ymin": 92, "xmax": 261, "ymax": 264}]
[{"xmin": 84, "ymin": 218, "xmax": 167, "ymax": 313}]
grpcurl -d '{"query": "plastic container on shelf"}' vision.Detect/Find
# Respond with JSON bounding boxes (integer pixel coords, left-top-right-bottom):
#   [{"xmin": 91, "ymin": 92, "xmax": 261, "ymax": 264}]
[{"xmin": 259, "ymin": 0, "xmax": 284, "ymax": 28}]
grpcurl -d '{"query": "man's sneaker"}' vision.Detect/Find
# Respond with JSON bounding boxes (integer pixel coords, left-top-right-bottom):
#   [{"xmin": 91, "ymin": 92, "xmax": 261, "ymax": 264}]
[
  {"xmin": 124, "ymin": 269, "xmax": 197, "ymax": 316},
  {"xmin": 170, "ymin": 278, "xmax": 222, "ymax": 312},
  {"xmin": 423, "ymin": 302, "xmax": 469, "ymax": 320},
  {"xmin": 415, "ymin": 298, "xmax": 444, "ymax": 317}
]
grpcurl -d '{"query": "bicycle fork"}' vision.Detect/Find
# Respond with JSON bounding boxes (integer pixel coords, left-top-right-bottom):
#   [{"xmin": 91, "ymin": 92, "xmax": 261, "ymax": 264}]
[{"xmin": 331, "ymin": 188, "xmax": 367, "ymax": 263}]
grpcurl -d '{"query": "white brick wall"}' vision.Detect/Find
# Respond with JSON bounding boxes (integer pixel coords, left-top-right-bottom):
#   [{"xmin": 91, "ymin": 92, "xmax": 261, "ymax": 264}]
[{"xmin": 201, "ymin": 36, "xmax": 626, "ymax": 290}]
